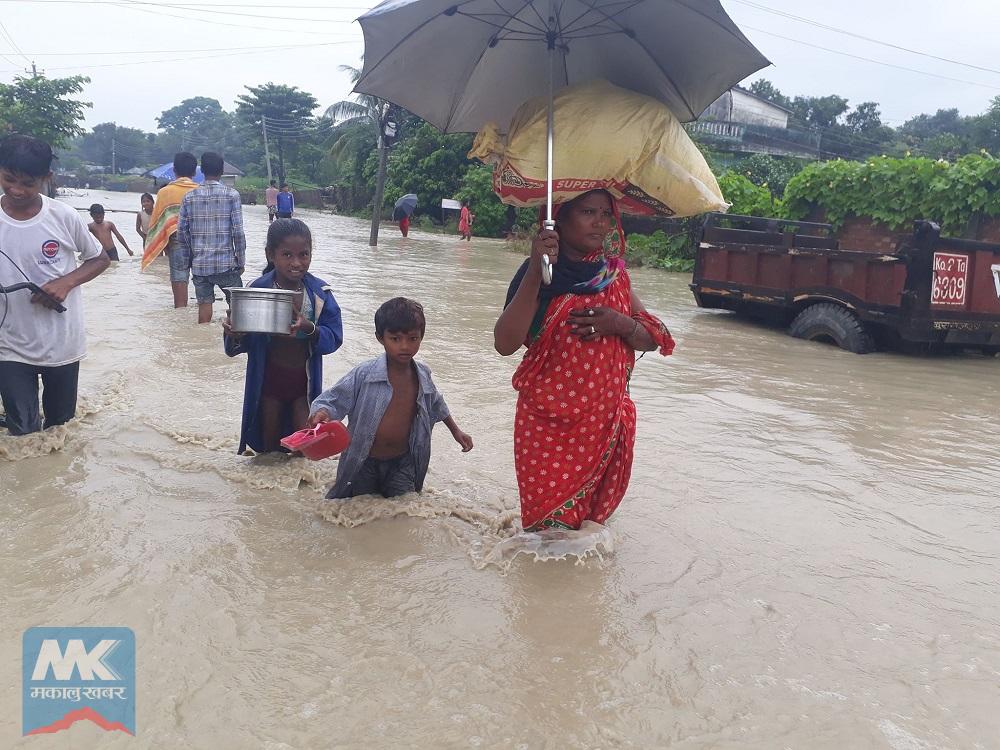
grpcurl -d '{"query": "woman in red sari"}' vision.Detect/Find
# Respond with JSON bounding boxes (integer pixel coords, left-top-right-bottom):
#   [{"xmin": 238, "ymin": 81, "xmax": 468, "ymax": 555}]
[
  {"xmin": 494, "ymin": 190, "xmax": 674, "ymax": 531},
  {"xmin": 458, "ymin": 201, "xmax": 473, "ymax": 241}
]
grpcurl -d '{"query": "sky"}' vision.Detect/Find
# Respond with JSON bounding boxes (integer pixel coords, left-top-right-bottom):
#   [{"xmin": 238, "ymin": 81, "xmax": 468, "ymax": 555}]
[{"xmin": 2, "ymin": 0, "xmax": 1000, "ymax": 133}]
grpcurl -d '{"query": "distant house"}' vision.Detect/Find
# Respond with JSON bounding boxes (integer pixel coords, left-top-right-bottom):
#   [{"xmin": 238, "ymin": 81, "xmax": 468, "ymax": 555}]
[
  {"xmin": 687, "ymin": 87, "xmax": 818, "ymax": 159},
  {"xmin": 219, "ymin": 161, "xmax": 244, "ymax": 188},
  {"xmin": 124, "ymin": 167, "xmax": 146, "ymax": 176},
  {"xmin": 702, "ymin": 87, "xmax": 791, "ymax": 129},
  {"xmin": 146, "ymin": 160, "xmax": 245, "ymax": 188}
]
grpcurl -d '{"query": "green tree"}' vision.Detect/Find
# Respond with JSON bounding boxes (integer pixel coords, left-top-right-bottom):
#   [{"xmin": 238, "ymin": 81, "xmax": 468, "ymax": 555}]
[
  {"xmin": 325, "ymin": 120, "xmax": 376, "ymax": 184},
  {"xmin": 920, "ymin": 132, "xmax": 967, "ymax": 160},
  {"xmin": 456, "ymin": 164, "xmax": 535, "ymax": 237},
  {"xmin": 157, "ymin": 96, "xmax": 229, "ymax": 136},
  {"xmin": 845, "ymin": 102, "xmax": 883, "ymax": 134},
  {"xmin": 899, "ymin": 108, "xmax": 974, "ymax": 159},
  {"xmin": 790, "ymin": 94, "xmax": 849, "ymax": 129},
  {"xmin": 838, "ymin": 102, "xmax": 896, "ymax": 159},
  {"xmin": 156, "ymin": 96, "xmax": 233, "ymax": 151},
  {"xmin": 0, "ymin": 74, "xmax": 91, "ymax": 148},
  {"xmin": 324, "ymin": 65, "xmax": 398, "ymax": 245},
  {"xmin": 900, "ymin": 108, "xmax": 967, "ymax": 140},
  {"xmin": 733, "ymin": 154, "xmax": 807, "ymax": 197},
  {"xmin": 970, "ymin": 96, "xmax": 1000, "ymax": 155},
  {"xmin": 235, "ymin": 83, "xmax": 318, "ymax": 184},
  {"xmin": 747, "ymin": 79, "xmax": 791, "ymax": 109},
  {"xmin": 154, "ymin": 96, "xmax": 263, "ymax": 171},
  {"xmin": 718, "ymin": 171, "xmax": 778, "ymax": 216},
  {"xmin": 73, "ymin": 122, "xmax": 152, "ymax": 171},
  {"xmin": 382, "ymin": 122, "xmax": 473, "ymax": 224}
]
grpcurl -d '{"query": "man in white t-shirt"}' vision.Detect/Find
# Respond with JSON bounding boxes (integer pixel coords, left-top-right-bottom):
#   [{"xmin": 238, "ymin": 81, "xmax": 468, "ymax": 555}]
[{"xmin": 0, "ymin": 134, "xmax": 110, "ymax": 435}]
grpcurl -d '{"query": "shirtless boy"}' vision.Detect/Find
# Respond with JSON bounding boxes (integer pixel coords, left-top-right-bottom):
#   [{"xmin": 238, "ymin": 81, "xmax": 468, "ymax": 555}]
[
  {"xmin": 88, "ymin": 204, "xmax": 133, "ymax": 261},
  {"xmin": 309, "ymin": 297, "xmax": 473, "ymax": 498}
]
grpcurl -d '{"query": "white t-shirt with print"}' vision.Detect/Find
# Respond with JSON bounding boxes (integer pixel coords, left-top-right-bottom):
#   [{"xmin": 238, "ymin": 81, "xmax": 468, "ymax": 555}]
[{"xmin": 0, "ymin": 195, "xmax": 102, "ymax": 366}]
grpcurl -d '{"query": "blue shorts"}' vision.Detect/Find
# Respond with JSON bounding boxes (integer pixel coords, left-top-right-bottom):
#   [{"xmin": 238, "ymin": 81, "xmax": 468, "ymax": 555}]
[
  {"xmin": 165, "ymin": 241, "xmax": 189, "ymax": 284},
  {"xmin": 0, "ymin": 360, "xmax": 79, "ymax": 435},
  {"xmin": 335, "ymin": 453, "xmax": 416, "ymax": 499},
  {"xmin": 192, "ymin": 269, "xmax": 243, "ymax": 305}
]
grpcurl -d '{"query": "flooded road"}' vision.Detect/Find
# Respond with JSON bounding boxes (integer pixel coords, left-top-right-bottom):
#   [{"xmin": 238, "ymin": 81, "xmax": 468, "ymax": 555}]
[{"xmin": 2, "ymin": 190, "xmax": 999, "ymax": 748}]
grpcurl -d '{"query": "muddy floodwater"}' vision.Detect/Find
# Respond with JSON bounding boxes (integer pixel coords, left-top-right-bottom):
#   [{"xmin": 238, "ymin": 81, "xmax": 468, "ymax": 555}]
[{"xmin": 2, "ymin": 190, "xmax": 999, "ymax": 749}]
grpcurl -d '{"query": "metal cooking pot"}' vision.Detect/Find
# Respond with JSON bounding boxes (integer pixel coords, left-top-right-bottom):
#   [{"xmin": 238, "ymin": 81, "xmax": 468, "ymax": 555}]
[{"xmin": 226, "ymin": 287, "xmax": 297, "ymax": 335}]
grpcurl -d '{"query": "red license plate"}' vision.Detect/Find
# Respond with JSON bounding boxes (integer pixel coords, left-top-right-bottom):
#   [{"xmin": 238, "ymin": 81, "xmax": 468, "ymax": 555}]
[{"xmin": 931, "ymin": 252, "xmax": 969, "ymax": 307}]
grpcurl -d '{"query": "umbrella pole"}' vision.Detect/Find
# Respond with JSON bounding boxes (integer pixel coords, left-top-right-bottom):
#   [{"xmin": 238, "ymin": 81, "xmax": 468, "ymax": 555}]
[{"xmin": 541, "ymin": 8, "xmax": 556, "ymax": 285}]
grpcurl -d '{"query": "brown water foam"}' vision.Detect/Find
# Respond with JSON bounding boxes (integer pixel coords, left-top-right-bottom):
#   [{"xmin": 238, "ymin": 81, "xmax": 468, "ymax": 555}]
[
  {"xmin": 0, "ymin": 374, "xmax": 130, "ymax": 460},
  {"xmin": 316, "ymin": 490, "xmax": 615, "ymax": 571}
]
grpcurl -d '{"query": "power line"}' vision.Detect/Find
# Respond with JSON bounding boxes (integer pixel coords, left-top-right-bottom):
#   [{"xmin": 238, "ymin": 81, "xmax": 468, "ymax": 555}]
[
  {"xmin": 263, "ymin": 115, "xmax": 337, "ymax": 126},
  {"xmin": 261, "ymin": 120, "xmax": 338, "ymax": 132},
  {"xmin": 0, "ymin": 40, "xmax": 355, "ymax": 73},
  {"xmin": 114, "ymin": 0, "xmax": 358, "ymax": 23},
  {"xmin": 260, "ymin": 123, "xmax": 336, "ymax": 134},
  {"xmin": 0, "ymin": 18, "xmax": 29, "ymax": 64},
  {"xmin": 730, "ymin": 0, "xmax": 1000, "ymax": 78},
  {"xmin": 0, "ymin": 0, "xmax": 368, "ymax": 7},
  {"xmin": 742, "ymin": 25, "xmax": 1000, "ymax": 92},
  {"xmin": 261, "ymin": 127, "xmax": 338, "ymax": 139},
  {"xmin": 111, "ymin": 0, "xmax": 349, "ymax": 36},
  {"xmin": 262, "ymin": 114, "xmax": 337, "ymax": 128},
  {"xmin": 259, "ymin": 122, "xmax": 340, "ymax": 138},
  {"xmin": 22, "ymin": 41, "xmax": 353, "ymax": 56},
  {"xmin": 262, "ymin": 114, "xmax": 319, "ymax": 124},
  {"xmin": 0, "ymin": 44, "xmax": 17, "ymax": 67}
]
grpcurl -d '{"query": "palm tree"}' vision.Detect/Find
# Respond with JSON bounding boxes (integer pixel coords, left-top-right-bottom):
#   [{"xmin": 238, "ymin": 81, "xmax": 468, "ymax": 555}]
[{"xmin": 324, "ymin": 65, "xmax": 397, "ymax": 246}]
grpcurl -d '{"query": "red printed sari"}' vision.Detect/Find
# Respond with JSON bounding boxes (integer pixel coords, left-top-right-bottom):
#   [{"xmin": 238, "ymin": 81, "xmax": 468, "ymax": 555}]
[{"xmin": 512, "ymin": 267, "xmax": 674, "ymax": 531}]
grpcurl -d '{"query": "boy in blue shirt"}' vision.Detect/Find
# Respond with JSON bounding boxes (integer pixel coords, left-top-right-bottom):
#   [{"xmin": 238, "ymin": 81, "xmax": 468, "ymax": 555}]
[
  {"xmin": 309, "ymin": 297, "xmax": 473, "ymax": 498},
  {"xmin": 275, "ymin": 183, "xmax": 294, "ymax": 219}
]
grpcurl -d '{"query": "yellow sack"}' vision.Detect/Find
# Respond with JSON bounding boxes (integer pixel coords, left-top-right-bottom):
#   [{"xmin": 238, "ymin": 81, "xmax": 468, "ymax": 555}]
[{"xmin": 468, "ymin": 79, "xmax": 727, "ymax": 217}]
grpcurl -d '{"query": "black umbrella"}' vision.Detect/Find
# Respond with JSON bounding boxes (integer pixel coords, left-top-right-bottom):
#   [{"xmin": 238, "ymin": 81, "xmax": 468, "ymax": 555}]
[
  {"xmin": 355, "ymin": 0, "xmax": 769, "ymax": 282},
  {"xmin": 392, "ymin": 193, "xmax": 418, "ymax": 221}
]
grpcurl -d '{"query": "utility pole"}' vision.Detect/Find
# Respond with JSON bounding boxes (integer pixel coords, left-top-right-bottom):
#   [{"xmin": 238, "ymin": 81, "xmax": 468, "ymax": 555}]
[
  {"xmin": 111, "ymin": 138, "xmax": 116, "ymax": 176},
  {"xmin": 262, "ymin": 118, "xmax": 273, "ymax": 184},
  {"xmin": 25, "ymin": 61, "xmax": 42, "ymax": 78},
  {"xmin": 369, "ymin": 105, "xmax": 397, "ymax": 247}
]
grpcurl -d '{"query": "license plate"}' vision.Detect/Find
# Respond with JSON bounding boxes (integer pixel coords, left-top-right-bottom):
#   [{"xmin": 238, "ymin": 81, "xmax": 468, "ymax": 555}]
[{"xmin": 931, "ymin": 252, "xmax": 969, "ymax": 307}]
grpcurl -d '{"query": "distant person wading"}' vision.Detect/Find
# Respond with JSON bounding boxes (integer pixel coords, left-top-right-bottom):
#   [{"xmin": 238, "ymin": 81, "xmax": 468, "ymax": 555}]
[
  {"xmin": 265, "ymin": 180, "xmax": 279, "ymax": 223},
  {"xmin": 176, "ymin": 151, "xmax": 246, "ymax": 324},
  {"xmin": 141, "ymin": 151, "xmax": 200, "ymax": 308},
  {"xmin": 275, "ymin": 183, "xmax": 294, "ymax": 219}
]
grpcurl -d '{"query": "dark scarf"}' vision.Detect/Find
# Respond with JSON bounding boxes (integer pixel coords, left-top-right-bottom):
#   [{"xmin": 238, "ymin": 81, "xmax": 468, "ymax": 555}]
[
  {"xmin": 503, "ymin": 255, "xmax": 609, "ymax": 308},
  {"xmin": 503, "ymin": 191, "xmax": 626, "ymax": 339},
  {"xmin": 504, "ymin": 255, "xmax": 611, "ymax": 341}
]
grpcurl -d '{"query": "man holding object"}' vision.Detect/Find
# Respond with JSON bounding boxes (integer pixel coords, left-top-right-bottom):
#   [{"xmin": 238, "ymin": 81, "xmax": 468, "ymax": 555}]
[{"xmin": 0, "ymin": 135, "xmax": 110, "ymax": 435}]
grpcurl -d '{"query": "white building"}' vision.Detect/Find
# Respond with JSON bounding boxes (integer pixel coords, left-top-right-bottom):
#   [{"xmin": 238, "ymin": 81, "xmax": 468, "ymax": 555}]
[
  {"xmin": 701, "ymin": 87, "xmax": 791, "ymax": 129},
  {"xmin": 686, "ymin": 87, "xmax": 818, "ymax": 159}
]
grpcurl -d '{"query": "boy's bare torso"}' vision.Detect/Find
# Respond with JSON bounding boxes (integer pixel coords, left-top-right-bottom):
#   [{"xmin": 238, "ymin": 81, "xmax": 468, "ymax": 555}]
[
  {"xmin": 370, "ymin": 364, "xmax": 418, "ymax": 459},
  {"xmin": 89, "ymin": 221, "xmax": 117, "ymax": 250}
]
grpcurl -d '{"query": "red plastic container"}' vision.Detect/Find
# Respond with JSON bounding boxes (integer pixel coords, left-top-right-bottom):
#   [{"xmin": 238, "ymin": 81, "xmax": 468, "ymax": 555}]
[{"xmin": 280, "ymin": 421, "xmax": 351, "ymax": 460}]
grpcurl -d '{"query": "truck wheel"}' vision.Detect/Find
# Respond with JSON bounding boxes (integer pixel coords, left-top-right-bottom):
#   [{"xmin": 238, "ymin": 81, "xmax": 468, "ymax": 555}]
[{"xmin": 788, "ymin": 303, "xmax": 875, "ymax": 354}]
